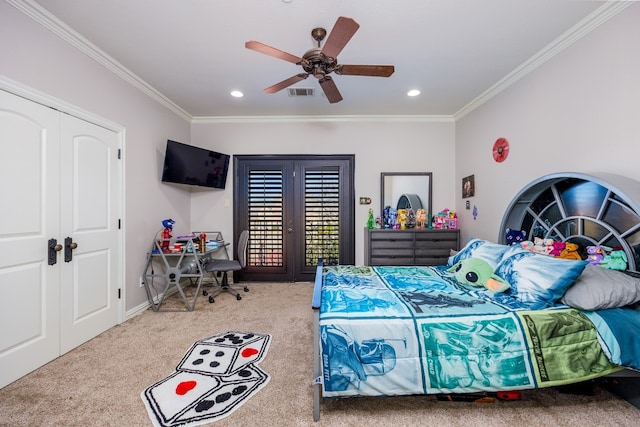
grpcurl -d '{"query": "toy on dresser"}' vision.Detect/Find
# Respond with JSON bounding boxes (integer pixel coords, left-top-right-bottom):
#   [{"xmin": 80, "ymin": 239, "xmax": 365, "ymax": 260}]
[
  {"xmin": 397, "ymin": 209, "xmax": 407, "ymax": 229},
  {"xmin": 416, "ymin": 208, "xmax": 427, "ymax": 229},
  {"xmin": 433, "ymin": 208, "xmax": 457, "ymax": 229},
  {"xmin": 382, "ymin": 206, "xmax": 398, "ymax": 229},
  {"xmin": 367, "ymin": 208, "xmax": 375, "ymax": 230}
]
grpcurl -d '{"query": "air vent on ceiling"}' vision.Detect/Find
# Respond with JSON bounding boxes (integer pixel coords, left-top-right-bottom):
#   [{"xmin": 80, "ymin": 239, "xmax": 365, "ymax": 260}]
[{"xmin": 288, "ymin": 88, "xmax": 315, "ymax": 97}]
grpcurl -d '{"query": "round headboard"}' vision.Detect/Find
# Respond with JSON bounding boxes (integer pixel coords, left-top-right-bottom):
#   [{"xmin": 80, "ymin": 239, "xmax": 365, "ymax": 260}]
[{"xmin": 499, "ymin": 172, "xmax": 640, "ymax": 271}]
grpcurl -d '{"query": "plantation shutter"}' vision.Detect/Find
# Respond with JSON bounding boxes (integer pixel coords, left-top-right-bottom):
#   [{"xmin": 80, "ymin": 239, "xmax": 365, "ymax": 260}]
[
  {"xmin": 304, "ymin": 168, "xmax": 340, "ymax": 266},
  {"xmin": 234, "ymin": 155, "xmax": 354, "ymax": 282},
  {"xmin": 247, "ymin": 169, "xmax": 284, "ymax": 267}
]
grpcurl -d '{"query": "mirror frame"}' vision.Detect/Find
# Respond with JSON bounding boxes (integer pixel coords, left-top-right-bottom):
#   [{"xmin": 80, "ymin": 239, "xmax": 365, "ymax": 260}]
[{"xmin": 380, "ymin": 172, "xmax": 433, "ymax": 219}]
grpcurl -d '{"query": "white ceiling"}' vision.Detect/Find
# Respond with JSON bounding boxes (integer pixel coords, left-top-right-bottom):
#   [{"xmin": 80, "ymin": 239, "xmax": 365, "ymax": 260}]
[{"xmin": 30, "ymin": 0, "xmax": 610, "ymax": 118}]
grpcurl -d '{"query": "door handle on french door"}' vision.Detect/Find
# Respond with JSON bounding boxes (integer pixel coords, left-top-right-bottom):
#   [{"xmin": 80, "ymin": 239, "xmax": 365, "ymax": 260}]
[
  {"xmin": 64, "ymin": 237, "xmax": 77, "ymax": 262},
  {"xmin": 287, "ymin": 228, "xmax": 293, "ymax": 233},
  {"xmin": 48, "ymin": 238, "xmax": 63, "ymax": 265}
]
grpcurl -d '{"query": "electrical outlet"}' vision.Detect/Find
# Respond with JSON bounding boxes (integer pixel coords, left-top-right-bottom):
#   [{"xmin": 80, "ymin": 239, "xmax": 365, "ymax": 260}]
[{"xmin": 139, "ymin": 276, "xmax": 144, "ymax": 288}]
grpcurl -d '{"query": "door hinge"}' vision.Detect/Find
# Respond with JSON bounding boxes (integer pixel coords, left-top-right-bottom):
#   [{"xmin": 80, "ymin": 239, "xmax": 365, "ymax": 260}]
[
  {"xmin": 118, "ymin": 288, "xmax": 121, "ymax": 299},
  {"xmin": 118, "ymin": 148, "xmax": 121, "ymax": 159}
]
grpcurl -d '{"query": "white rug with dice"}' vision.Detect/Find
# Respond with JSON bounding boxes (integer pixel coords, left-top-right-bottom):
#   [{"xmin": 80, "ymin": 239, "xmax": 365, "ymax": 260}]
[{"xmin": 141, "ymin": 331, "xmax": 271, "ymax": 427}]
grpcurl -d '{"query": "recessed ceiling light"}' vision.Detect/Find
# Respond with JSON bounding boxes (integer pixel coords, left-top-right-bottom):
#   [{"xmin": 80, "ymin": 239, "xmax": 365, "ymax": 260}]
[
  {"xmin": 407, "ymin": 89, "xmax": 421, "ymax": 97},
  {"xmin": 230, "ymin": 90, "xmax": 244, "ymax": 98}
]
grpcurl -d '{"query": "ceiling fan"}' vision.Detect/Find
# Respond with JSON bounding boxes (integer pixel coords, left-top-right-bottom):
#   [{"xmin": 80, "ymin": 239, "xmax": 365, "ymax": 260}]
[{"xmin": 245, "ymin": 16, "xmax": 395, "ymax": 103}]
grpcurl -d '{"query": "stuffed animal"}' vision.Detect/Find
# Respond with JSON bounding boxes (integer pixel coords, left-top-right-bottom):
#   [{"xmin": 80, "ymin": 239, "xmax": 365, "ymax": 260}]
[
  {"xmin": 558, "ymin": 242, "xmax": 582, "ymax": 260},
  {"xmin": 448, "ymin": 258, "xmax": 510, "ymax": 293},
  {"xmin": 505, "ymin": 228, "xmax": 526, "ymax": 246},
  {"xmin": 532, "ymin": 237, "xmax": 554, "ymax": 255},
  {"xmin": 520, "ymin": 240, "xmax": 534, "ymax": 251},
  {"xmin": 586, "ymin": 246, "xmax": 605, "ymax": 265},
  {"xmin": 600, "ymin": 250, "xmax": 628, "ymax": 270},
  {"xmin": 549, "ymin": 241, "xmax": 565, "ymax": 257}
]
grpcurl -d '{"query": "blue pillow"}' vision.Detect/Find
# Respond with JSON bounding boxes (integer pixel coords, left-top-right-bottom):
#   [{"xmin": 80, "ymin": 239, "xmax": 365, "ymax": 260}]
[
  {"xmin": 447, "ymin": 238, "xmax": 511, "ymax": 269},
  {"xmin": 495, "ymin": 246, "xmax": 588, "ymax": 309}
]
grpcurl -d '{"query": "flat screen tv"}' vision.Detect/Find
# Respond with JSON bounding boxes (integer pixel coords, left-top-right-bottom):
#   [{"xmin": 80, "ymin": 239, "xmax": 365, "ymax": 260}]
[{"xmin": 161, "ymin": 140, "xmax": 230, "ymax": 189}]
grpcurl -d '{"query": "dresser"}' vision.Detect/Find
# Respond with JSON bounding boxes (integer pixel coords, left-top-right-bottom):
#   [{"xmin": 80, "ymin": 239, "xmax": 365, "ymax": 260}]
[{"xmin": 364, "ymin": 228, "xmax": 460, "ymax": 266}]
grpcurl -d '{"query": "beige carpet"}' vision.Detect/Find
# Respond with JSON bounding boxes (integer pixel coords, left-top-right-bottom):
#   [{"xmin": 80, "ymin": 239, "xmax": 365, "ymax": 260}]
[{"xmin": 1, "ymin": 282, "xmax": 639, "ymax": 427}]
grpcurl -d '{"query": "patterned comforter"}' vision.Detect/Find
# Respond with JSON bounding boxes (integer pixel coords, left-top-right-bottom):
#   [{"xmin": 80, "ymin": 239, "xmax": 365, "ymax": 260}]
[{"xmin": 318, "ymin": 265, "xmax": 625, "ymax": 398}]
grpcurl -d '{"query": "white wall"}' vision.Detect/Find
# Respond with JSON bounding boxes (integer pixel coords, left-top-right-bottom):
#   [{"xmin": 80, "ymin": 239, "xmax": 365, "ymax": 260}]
[
  {"xmin": 454, "ymin": 3, "xmax": 640, "ymax": 245},
  {"xmin": 190, "ymin": 119, "xmax": 456, "ymax": 265},
  {"xmin": 0, "ymin": 2, "xmax": 191, "ymax": 312}
]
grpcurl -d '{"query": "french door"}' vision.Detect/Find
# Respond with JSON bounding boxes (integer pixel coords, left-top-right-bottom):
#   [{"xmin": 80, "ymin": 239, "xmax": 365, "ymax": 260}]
[{"xmin": 234, "ymin": 155, "xmax": 354, "ymax": 282}]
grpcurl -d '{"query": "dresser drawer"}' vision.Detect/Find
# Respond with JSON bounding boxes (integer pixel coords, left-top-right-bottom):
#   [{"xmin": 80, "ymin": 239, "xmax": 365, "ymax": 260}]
[{"xmin": 364, "ymin": 228, "xmax": 459, "ymax": 266}]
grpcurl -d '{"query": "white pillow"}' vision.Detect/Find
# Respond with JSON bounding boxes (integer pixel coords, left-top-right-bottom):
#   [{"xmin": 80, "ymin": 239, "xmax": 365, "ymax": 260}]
[{"xmin": 561, "ymin": 264, "xmax": 640, "ymax": 310}]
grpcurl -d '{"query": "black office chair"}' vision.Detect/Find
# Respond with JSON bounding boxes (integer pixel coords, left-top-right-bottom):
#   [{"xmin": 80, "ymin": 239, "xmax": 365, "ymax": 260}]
[{"xmin": 202, "ymin": 230, "xmax": 249, "ymax": 303}]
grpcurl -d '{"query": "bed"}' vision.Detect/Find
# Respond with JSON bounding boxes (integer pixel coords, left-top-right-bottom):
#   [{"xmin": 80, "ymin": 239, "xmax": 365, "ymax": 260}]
[{"xmin": 311, "ymin": 172, "xmax": 640, "ymax": 421}]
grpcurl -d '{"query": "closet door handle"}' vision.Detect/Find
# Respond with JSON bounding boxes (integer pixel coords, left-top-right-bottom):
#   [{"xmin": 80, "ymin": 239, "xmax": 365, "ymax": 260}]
[
  {"xmin": 64, "ymin": 237, "xmax": 77, "ymax": 262},
  {"xmin": 48, "ymin": 238, "xmax": 62, "ymax": 265}
]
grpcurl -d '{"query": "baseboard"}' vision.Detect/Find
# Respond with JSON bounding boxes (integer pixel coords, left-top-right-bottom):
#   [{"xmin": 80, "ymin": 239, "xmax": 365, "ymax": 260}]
[
  {"xmin": 125, "ymin": 300, "xmax": 151, "ymax": 320},
  {"xmin": 124, "ymin": 286, "xmax": 181, "ymax": 320}
]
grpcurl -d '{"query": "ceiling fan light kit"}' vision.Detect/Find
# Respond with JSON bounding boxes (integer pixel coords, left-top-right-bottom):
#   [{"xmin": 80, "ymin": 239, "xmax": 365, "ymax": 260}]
[{"xmin": 245, "ymin": 16, "xmax": 395, "ymax": 103}]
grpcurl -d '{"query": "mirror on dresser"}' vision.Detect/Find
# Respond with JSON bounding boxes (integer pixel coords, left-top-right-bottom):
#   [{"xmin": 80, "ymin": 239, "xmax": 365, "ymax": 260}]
[{"xmin": 380, "ymin": 172, "xmax": 433, "ymax": 217}]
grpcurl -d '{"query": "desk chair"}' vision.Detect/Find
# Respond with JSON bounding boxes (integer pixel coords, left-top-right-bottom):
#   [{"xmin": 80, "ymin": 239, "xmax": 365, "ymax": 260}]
[{"xmin": 203, "ymin": 230, "xmax": 249, "ymax": 303}]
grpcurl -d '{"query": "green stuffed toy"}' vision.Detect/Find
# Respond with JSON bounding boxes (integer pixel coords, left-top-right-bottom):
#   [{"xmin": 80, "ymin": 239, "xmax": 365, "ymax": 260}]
[
  {"xmin": 600, "ymin": 250, "xmax": 628, "ymax": 271},
  {"xmin": 448, "ymin": 258, "xmax": 510, "ymax": 293}
]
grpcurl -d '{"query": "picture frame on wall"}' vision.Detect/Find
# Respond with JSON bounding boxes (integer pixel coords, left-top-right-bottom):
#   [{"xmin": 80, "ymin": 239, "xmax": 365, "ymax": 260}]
[{"xmin": 462, "ymin": 175, "xmax": 475, "ymax": 198}]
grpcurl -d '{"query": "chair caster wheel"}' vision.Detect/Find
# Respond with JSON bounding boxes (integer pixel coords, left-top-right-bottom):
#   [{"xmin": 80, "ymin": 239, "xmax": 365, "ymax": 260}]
[
  {"xmin": 236, "ymin": 295, "xmax": 242, "ymax": 301},
  {"xmin": 208, "ymin": 296, "xmax": 215, "ymax": 303},
  {"xmin": 243, "ymin": 287, "xmax": 249, "ymax": 292},
  {"xmin": 203, "ymin": 290, "xmax": 208, "ymax": 296}
]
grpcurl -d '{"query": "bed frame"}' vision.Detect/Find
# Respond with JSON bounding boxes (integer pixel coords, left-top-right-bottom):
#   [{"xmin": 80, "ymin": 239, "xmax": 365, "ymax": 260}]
[{"xmin": 311, "ymin": 172, "xmax": 640, "ymax": 421}]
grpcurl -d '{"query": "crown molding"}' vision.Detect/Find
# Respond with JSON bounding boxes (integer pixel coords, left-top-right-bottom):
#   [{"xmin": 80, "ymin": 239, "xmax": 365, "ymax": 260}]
[
  {"xmin": 8, "ymin": 0, "xmax": 192, "ymax": 122},
  {"xmin": 453, "ymin": 1, "xmax": 632, "ymax": 120},
  {"xmin": 191, "ymin": 114, "xmax": 455, "ymax": 124}
]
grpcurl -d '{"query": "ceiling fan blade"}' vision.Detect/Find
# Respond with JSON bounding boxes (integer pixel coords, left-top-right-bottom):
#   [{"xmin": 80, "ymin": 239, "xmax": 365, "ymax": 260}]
[
  {"xmin": 337, "ymin": 64, "xmax": 395, "ymax": 77},
  {"xmin": 321, "ymin": 17, "xmax": 360, "ymax": 59},
  {"xmin": 245, "ymin": 41, "xmax": 304, "ymax": 65},
  {"xmin": 319, "ymin": 76, "xmax": 343, "ymax": 103},
  {"xmin": 264, "ymin": 73, "xmax": 309, "ymax": 94}
]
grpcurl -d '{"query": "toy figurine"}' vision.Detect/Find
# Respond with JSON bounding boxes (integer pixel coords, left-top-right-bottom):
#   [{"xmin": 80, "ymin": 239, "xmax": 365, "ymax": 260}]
[
  {"xmin": 397, "ymin": 209, "xmax": 407, "ymax": 229},
  {"xmin": 416, "ymin": 208, "xmax": 427, "ymax": 229},
  {"xmin": 367, "ymin": 208, "xmax": 375, "ymax": 230},
  {"xmin": 389, "ymin": 208, "xmax": 398, "ymax": 229},
  {"xmin": 407, "ymin": 208, "xmax": 416, "ymax": 228},
  {"xmin": 383, "ymin": 206, "xmax": 398, "ymax": 229},
  {"xmin": 160, "ymin": 218, "xmax": 175, "ymax": 253}
]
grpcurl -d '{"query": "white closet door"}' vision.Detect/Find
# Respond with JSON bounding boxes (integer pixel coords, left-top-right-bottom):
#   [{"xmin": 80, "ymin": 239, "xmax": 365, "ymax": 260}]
[
  {"xmin": 0, "ymin": 89, "xmax": 121, "ymax": 388},
  {"xmin": 0, "ymin": 90, "xmax": 61, "ymax": 387},
  {"xmin": 59, "ymin": 114, "xmax": 120, "ymax": 353}
]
